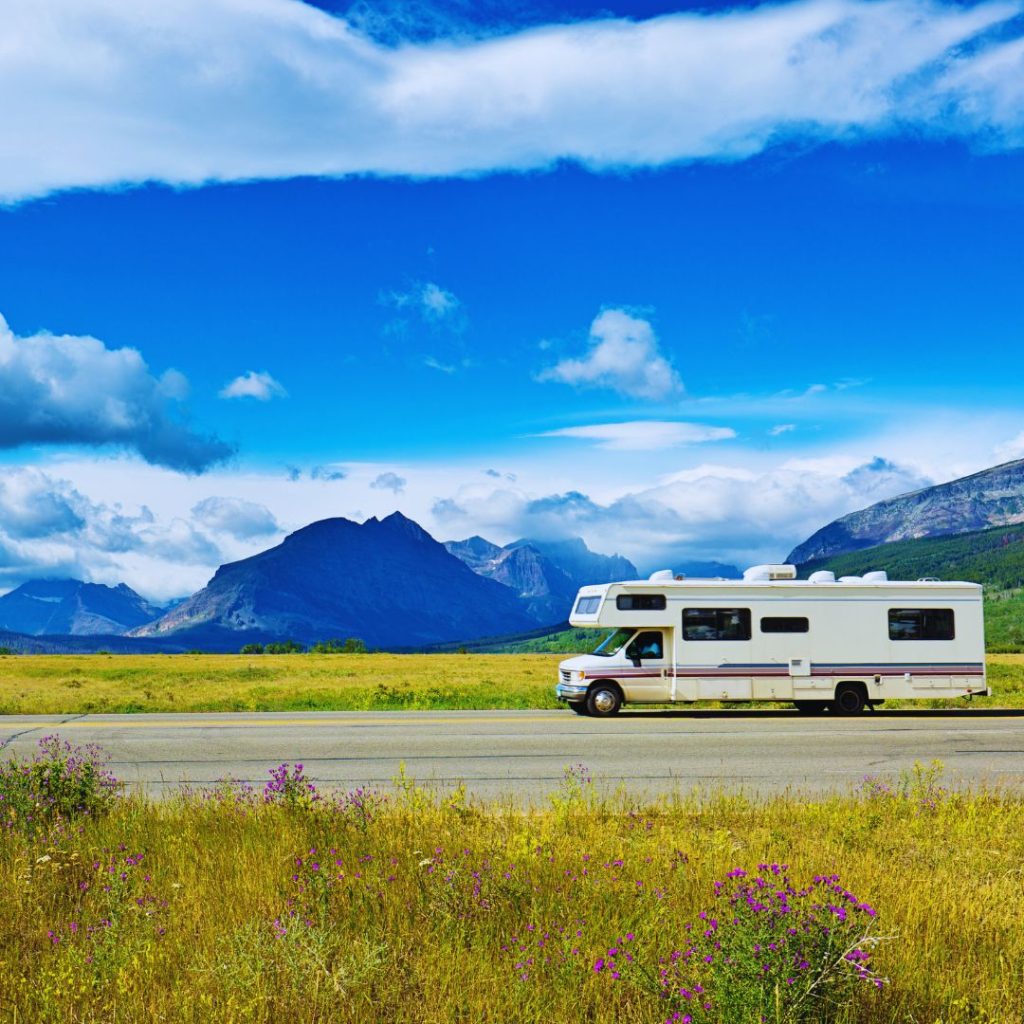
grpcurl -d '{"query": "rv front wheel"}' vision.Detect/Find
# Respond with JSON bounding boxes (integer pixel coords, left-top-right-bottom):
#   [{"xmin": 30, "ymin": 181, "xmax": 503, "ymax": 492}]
[
  {"xmin": 586, "ymin": 683, "xmax": 622, "ymax": 717},
  {"xmin": 833, "ymin": 683, "xmax": 867, "ymax": 716}
]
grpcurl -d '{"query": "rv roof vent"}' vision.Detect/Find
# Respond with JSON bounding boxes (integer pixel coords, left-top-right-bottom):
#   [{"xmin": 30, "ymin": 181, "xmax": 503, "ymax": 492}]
[
  {"xmin": 863, "ymin": 570, "xmax": 888, "ymax": 583},
  {"xmin": 648, "ymin": 569, "xmax": 674, "ymax": 582},
  {"xmin": 809, "ymin": 570, "xmax": 836, "ymax": 583},
  {"xmin": 743, "ymin": 564, "xmax": 797, "ymax": 581},
  {"xmin": 917, "ymin": 576, "xmax": 940, "ymax": 583},
  {"xmin": 839, "ymin": 575, "xmax": 863, "ymax": 583}
]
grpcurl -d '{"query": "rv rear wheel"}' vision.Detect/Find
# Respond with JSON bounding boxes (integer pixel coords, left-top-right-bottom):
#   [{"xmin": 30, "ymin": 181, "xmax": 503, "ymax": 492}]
[
  {"xmin": 833, "ymin": 683, "xmax": 867, "ymax": 716},
  {"xmin": 568, "ymin": 702, "xmax": 589, "ymax": 716},
  {"xmin": 586, "ymin": 683, "xmax": 622, "ymax": 717}
]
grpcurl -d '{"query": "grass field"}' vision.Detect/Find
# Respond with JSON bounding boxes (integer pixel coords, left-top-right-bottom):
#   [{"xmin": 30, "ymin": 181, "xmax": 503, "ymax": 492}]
[
  {"xmin": 2, "ymin": 745, "xmax": 1022, "ymax": 1024},
  {"xmin": 1, "ymin": 651, "xmax": 1023, "ymax": 714}
]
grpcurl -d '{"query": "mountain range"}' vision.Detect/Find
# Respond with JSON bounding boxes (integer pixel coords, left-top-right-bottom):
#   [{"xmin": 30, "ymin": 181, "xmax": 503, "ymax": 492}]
[
  {"xmin": 787, "ymin": 458, "xmax": 1024, "ymax": 564},
  {"xmin": 8, "ymin": 452, "xmax": 1024, "ymax": 652},
  {"xmin": 444, "ymin": 535, "xmax": 637, "ymax": 624},
  {"xmin": 132, "ymin": 512, "xmax": 541, "ymax": 649},
  {"xmin": 0, "ymin": 514, "xmax": 647, "ymax": 651},
  {"xmin": 0, "ymin": 579, "xmax": 169, "ymax": 637}
]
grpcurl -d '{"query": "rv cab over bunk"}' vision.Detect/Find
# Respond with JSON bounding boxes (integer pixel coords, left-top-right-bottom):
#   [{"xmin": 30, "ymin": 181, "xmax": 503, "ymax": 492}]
[{"xmin": 555, "ymin": 564, "xmax": 986, "ymax": 717}]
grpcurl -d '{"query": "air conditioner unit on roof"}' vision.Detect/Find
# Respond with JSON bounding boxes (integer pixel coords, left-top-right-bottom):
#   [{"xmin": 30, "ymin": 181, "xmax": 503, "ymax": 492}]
[{"xmin": 743, "ymin": 564, "xmax": 797, "ymax": 581}]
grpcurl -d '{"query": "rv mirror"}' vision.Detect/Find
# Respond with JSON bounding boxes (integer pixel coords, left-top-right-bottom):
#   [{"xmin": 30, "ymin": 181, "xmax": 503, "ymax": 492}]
[{"xmin": 625, "ymin": 641, "xmax": 642, "ymax": 667}]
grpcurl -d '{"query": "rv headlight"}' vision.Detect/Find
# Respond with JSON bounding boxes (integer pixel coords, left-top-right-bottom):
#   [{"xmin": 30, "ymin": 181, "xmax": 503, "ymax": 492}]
[{"xmin": 575, "ymin": 670, "xmax": 585, "ymax": 681}]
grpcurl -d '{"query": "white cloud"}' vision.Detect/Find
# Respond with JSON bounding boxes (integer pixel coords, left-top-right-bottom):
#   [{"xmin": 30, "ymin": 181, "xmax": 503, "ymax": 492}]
[
  {"xmin": 538, "ymin": 309, "xmax": 683, "ymax": 400},
  {"xmin": 219, "ymin": 371, "xmax": 287, "ymax": 401},
  {"xmin": 0, "ymin": 468, "xmax": 86, "ymax": 539},
  {"xmin": 191, "ymin": 497, "xmax": 280, "ymax": 540},
  {"xmin": 385, "ymin": 282, "xmax": 463, "ymax": 323},
  {"xmin": 995, "ymin": 430, "xmax": 1024, "ymax": 463},
  {"xmin": 423, "ymin": 356, "xmax": 458, "ymax": 374},
  {"xmin": 370, "ymin": 471, "xmax": 407, "ymax": 494},
  {"xmin": 769, "ymin": 423, "xmax": 797, "ymax": 436},
  {"xmin": 0, "ymin": 313, "xmax": 232, "ymax": 472},
  {"xmin": 536, "ymin": 420, "xmax": 736, "ymax": 451},
  {"xmin": 1, "ymin": 405, "xmax": 1016, "ymax": 600},
  {"xmin": 0, "ymin": 465, "xmax": 228, "ymax": 596},
  {"xmin": 431, "ymin": 454, "xmax": 935, "ymax": 570},
  {"xmin": 1, "ymin": 0, "xmax": 1021, "ymax": 202},
  {"xmin": 420, "ymin": 283, "xmax": 460, "ymax": 321}
]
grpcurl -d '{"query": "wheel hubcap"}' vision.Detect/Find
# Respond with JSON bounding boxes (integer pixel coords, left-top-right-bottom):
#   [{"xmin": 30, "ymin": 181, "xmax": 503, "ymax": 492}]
[{"xmin": 593, "ymin": 690, "xmax": 616, "ymax": 713}]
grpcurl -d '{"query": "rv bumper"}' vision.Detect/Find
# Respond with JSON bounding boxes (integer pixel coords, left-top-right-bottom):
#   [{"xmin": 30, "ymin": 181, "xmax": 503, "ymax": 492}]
[{"xmin": 555, "ymin": 682, "xmax": 588, "ymax": 702}]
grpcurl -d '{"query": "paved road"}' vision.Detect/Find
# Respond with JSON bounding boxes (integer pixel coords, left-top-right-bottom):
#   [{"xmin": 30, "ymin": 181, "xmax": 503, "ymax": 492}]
[{"xmin": 1, "ymin": 709, "xmax": 1022, "ymax": 800}]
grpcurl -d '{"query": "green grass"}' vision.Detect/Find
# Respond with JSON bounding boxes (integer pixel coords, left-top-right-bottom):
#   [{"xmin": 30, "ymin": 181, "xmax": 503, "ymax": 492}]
[
  {"xmin": 0, "ymin": 651, "xmax": 1023, "ymax": 712},
  {"xmin": 2, "ymin": 753, "xmax": 1022, "ymax": 1023}
]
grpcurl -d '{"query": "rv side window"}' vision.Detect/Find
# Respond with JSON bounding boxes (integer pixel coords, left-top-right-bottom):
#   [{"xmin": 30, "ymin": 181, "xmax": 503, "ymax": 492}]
[
  {"xmin": 616, "ymin": 594, "xmax": 667, "ymax": 611},
  {"xmin": 574, "ymin": 596, "xmax": 602, "ymax": 615},
  {"xmin": 888, "ymin": 608, "xmax": 955, "ymax": 641},
  {"xmin": 761, "ymin": 616, "xmax": 809, "ymax": 634},
  {"xmin": 683, "ymin": 608, "xmax": 751, "ymax": 641},
  {"xmin": 626, "ymin": 631, "xmax": 664, "ymax": 660}
]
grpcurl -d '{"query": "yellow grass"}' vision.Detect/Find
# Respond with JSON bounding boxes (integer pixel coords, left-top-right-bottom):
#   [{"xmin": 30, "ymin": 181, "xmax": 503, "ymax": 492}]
[
  {"xmin": 0, "ymin": 652, "xmax": 1023, "ymax": 714},
  {"xmin": 2, "ymin": 760, "xmax": 1022, "ymax": 1023},
  {"xmin": 0, "ymin": 652, "xmax": 564, "ymax": 714}
]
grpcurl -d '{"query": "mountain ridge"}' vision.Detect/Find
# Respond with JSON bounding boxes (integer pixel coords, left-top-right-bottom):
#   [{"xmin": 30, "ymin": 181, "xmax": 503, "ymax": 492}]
[
  {"xmin": 787, "ymin": 458, "xmax": 1024, "ymax": 564},
  {"xmin": 133, "ymin": 511, "xmax": 539, "ymax": 648},
  {"xmin": 0, "ymin": 579, "xmax": 166, "ymax": 636},
  {"xmin": 445, "ymin": 534, "xmax": 637, "ymax": 623}
]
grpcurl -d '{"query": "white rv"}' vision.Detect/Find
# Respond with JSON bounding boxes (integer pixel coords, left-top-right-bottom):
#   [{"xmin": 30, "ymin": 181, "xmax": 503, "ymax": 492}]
[{"xmin": 554, "ymin": 564, "xmax": 987, "ymax": 716}]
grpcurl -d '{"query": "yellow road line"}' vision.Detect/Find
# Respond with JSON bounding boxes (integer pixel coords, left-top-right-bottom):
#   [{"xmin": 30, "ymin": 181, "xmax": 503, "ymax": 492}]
[
  {"xmin": 3, "ymin": 713, "xmax": 1021, "ymax": 730},
  {"xmin": 8, "ymin": 715, "xmax": 563, "ymax": 729}
]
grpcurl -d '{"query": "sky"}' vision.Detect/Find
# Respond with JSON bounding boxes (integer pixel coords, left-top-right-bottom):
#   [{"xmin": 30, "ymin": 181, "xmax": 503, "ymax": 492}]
[{"xmin": 1, "ymin": 0, "xmax": 1023, "ymax": 600}]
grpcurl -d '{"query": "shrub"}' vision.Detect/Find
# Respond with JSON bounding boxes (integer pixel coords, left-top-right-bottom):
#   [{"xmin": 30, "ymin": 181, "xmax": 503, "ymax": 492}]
[
  {"xmin": 240, "ymin": 643, "xmax": 265, "ymax": 655},
  {"xmin": 309, "ymin": 638, "xmax": 367, "ymax": 653},
  {"xmin": 0, "ymin": 735, "xmax": 120, "ymax": 835},
  {"xmin": 592, "ymin": 864, "xmax": 886, "ymax": 1023},
  {"xmin": 263, "ymin": 763, "xmax": 319, "ymax": 809},
  {"xmin": 264, "ymin": 640, "xmax": 305, "ymax": 654}
]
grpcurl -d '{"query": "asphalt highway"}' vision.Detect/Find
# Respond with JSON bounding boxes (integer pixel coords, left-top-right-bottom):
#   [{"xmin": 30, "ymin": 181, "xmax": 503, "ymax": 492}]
[{"xmin": 2, "ymin": 708, "xmax": 1022, "ymax": 800}]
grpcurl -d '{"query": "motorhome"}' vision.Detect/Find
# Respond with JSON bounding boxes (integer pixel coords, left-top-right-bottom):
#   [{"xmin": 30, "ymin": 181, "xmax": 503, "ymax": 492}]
[{"xmin": 554, "ymin": 564, "xmax": 987, "ymax": 716}]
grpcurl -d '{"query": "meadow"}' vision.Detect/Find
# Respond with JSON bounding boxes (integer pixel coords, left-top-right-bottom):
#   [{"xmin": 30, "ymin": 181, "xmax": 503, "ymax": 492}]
[
  {"xmin": 1, "ymin": 738, "xmax": 1021, "ymax": 1024},
  {"xmin": 0, "ymin": 651, "xmax": 1023, "ymax": 714}
]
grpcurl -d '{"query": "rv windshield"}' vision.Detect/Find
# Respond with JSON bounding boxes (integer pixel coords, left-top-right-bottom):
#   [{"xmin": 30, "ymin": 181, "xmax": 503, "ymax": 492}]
[{"xmin": 591, "ymin": 628, "xmax": 635, "ymax": 657}]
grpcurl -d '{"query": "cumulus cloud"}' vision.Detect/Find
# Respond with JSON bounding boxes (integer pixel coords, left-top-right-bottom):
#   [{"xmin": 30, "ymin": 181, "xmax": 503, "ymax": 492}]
[
  {"xmin": 537, "ymin": 420, "xmax": 735, "ymax": 451},
  {"xmin": 841, "ymin": 456, "xmax": 931, "ymax": 500},
  {"xmin": 539, "ymin": 309, "xmax": 683, "ymax": 400},
  {"xmin": 219, "ymin": 371, "xmax": 287, "ymax": 401},
  {"xmin": 1, "ymin": 0, "xmax": 1021, "ymax": 202},
  {"xmin": 310, "ymin": 465, "xmax": 347, "ymax": 482},
  {"xmin": 285, "ymin": 464, "xmax": 348, "ymax": 482},
  {"xmin": 191, "ymin": 496, "xmax": 280, "ymax": 540},
  {"xmin": 0, "ymin": 469, "xmax": 86, "ymax": 540},
  {"xmin": 430, "ymin": 454, "xmax": 936, "ymax": 568},
  {"xmin": 0, "ymin": 466, "xmax": 231, "ymax": 594},
  {"xmin": 994, "ymin": 430, "xmax": 1024, "ymax": 462},
  {"xmin": 370, "ymin": 471, "xmax": 407, "ymax": 493},
  {"xmin": 0, "ymin": 314, "xmax": 232, "ymax": 472}
]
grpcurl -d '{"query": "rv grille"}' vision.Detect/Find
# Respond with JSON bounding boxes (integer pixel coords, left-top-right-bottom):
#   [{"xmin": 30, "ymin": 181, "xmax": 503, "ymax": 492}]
[{"xmin": 560, "ymin": 670, "xmax": 572, "ymax": 683}]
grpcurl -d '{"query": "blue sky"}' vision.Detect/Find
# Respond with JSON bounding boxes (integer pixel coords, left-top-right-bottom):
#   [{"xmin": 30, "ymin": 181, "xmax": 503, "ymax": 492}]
[{"xmin": 1, "ymin": 0, "xmax": 1023, "ymax": 597}]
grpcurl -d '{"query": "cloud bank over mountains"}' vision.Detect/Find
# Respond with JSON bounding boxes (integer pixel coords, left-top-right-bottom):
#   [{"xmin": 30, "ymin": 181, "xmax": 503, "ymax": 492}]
[{"xmin": 2, "ymin": 0, "xmax": 1022, "ymax": 202}]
